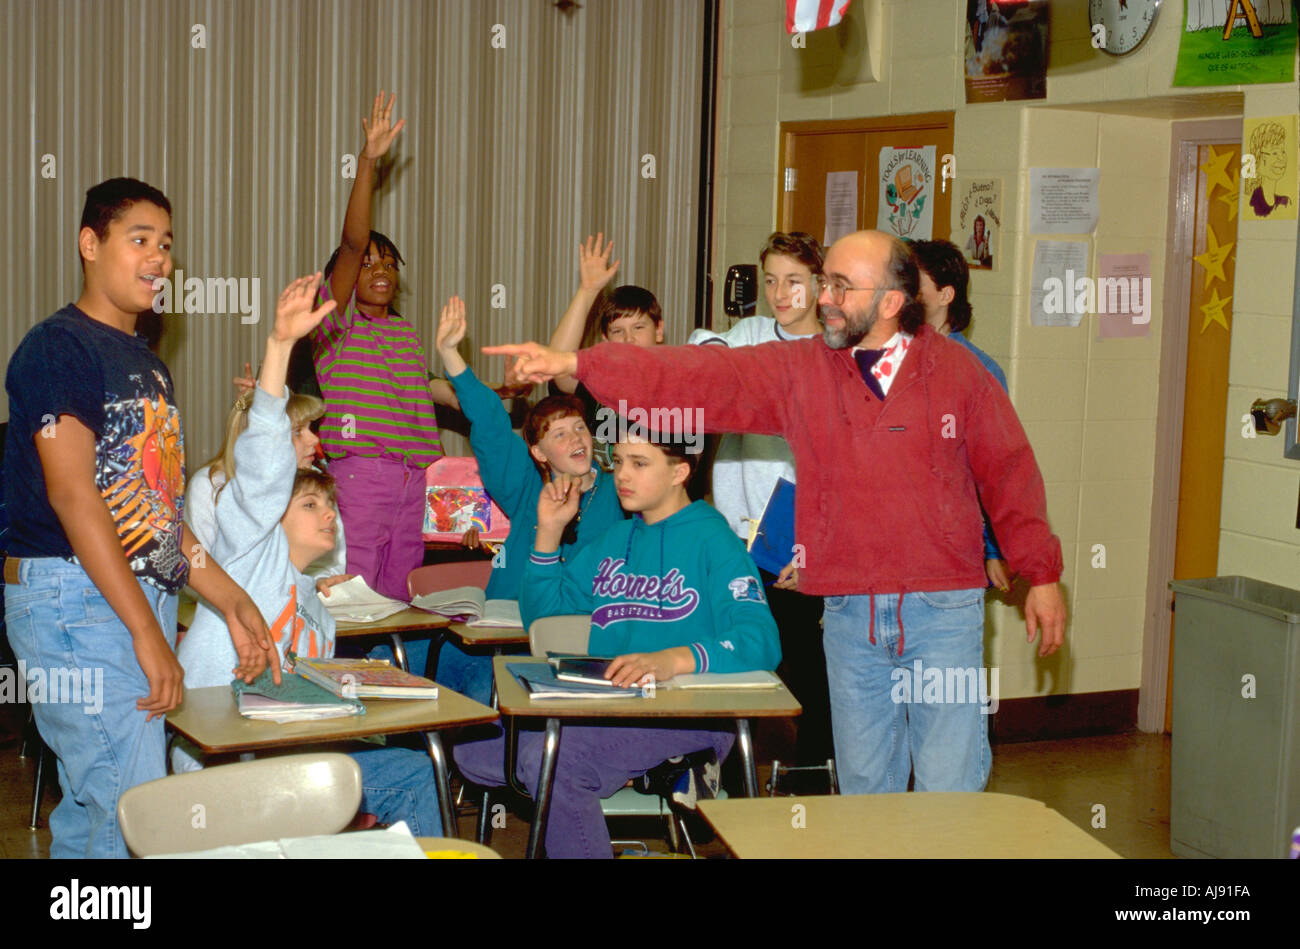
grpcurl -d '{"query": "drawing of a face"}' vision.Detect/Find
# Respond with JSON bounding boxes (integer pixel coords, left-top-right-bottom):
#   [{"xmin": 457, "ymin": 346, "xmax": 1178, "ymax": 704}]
[{"xmin": 1258, "ymin": 144, "xmax": 1287, "ymax": 183}]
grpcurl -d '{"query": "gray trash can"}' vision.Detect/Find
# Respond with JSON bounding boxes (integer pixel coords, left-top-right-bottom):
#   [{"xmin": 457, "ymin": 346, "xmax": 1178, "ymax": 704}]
[{"xmin": 1168, "ymin": 576, "xmax": 1300, "ymax": 858}]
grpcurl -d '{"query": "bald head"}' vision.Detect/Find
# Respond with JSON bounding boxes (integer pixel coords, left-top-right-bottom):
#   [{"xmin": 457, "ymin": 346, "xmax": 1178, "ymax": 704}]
[{"xmin": 818, "ymin": 230, "xmax": 925, "ymax": 348}]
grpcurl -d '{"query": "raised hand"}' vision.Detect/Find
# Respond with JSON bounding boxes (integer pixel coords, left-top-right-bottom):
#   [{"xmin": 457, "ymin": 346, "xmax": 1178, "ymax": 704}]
[
  {"xmin": 232, "ymin": 361, "xmax": 255, "ymax": 401},
  {"xmin": 578, "ymin": 233, "xmax": 620, "ymax": 293},
  {"xmin": 481, "ymin": 342, "xmax": 577, "ymax": 385},
  {"xmin": 361, "ymin": 90, "xmax": 405, "ymax": 161},
  {"xmin": 436, "ymin": 296, "xmax": 468, "ymax": 355},
  {"xmin": 272, "ymin": 273, "xmax": 338, "ymax": 345},
  {"xmin": 536, "ymin": 474, "xmax": 582, "ymax": 541}
]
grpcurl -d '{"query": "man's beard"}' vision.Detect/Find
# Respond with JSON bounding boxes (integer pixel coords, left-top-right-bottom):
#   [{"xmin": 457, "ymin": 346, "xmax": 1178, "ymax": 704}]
[{"xmin": 822, "ymin": 297, "xmax": 878, "ymax": 350}]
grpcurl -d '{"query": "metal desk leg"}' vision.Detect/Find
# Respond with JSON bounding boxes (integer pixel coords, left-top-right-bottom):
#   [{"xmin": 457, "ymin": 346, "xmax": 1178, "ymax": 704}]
[
  {"xmin": 736, "ymin": 719, "xmax": 758, "ymax": 798},
  {"xmin": 525, "ymin": 718, "xmax": 562, "ymax": 860},
  {"xmin": 476, "ymin": 646, "xmax": 505, "ymax": 846},
  {"xmin": 390, "ymin": 633, "xmax": 409, "ymax": 673},
  {"xmin": 422, "ymin": 730, "xmax": 459, "ymax": 839},
  {"xmin": 424, "ymin": 630, "xmax": 447, "ymax": 681}
]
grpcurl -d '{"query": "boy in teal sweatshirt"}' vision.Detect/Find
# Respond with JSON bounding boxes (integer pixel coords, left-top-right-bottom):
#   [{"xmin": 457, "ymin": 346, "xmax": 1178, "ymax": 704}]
[{"xmin": 454, "ymin": 430, "xmax": 780, "ymax": 858}]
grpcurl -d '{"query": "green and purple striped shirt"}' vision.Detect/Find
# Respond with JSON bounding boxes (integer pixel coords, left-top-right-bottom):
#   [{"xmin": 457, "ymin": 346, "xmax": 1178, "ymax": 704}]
[{"xmin": 312, "ymin": 282, "xmax": 443, "ymax": 466}]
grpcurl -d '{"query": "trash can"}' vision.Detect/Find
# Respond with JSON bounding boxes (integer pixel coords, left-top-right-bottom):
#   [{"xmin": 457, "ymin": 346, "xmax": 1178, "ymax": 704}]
[{"xmin": 1168, "ymin": 576, "xmax": 1300, "ymax": 858}]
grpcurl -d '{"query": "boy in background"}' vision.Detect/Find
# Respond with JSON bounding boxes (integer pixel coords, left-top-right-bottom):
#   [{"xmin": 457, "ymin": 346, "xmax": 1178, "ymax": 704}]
[{"xmin": 3, "ymin": 177, "xmax": 276, "ymax": 858}]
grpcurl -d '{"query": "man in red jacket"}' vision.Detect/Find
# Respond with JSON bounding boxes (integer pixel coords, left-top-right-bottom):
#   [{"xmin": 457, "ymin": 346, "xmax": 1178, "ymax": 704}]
[{"xmin": 487, "ymin": 230, "xmax": 1066, "ymax": 795}]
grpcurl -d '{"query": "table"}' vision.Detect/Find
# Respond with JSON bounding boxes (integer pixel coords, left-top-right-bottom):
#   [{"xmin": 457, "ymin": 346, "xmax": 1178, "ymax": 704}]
[
  {"xmin": 493, "ymin": 656, "xmax": 802, "ymax": 858},
  {"xmin": 696, "ymin": 792, "xmax": 1122, "ymax": 859},
  {"xmin": 335, "ymin": 608, "xmax": 452, "ymax": 673},
  {"xmin": 167, "ymin": 685, "xmax": 497, "ymax": 838}
]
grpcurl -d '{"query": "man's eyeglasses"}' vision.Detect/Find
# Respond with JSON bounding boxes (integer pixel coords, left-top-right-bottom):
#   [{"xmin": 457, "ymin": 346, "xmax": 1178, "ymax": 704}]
[{"xmin": 814, "ymin": 276, "xmax": 891, "ymax": 306}]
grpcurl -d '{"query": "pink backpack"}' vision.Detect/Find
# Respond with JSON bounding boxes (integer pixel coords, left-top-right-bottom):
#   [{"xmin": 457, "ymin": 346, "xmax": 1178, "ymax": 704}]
[{"xmin": 422, "ymin": 455, "xmax": 511, "ymax": 542}]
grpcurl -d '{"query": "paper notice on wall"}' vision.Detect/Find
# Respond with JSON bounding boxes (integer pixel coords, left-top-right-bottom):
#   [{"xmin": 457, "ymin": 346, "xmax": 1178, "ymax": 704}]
[
  {"xmin": 1097, "ymin": 253, "xmax": 1152, "ymax": 339},
  {"xmin": 877, "ymin": 146, "xmax": 936, "ymax": 240},
  {"xmin": 824, "ymin": 171, "xmax": 859, "ymax": 246},
  {"xmin": 1029, "ymin": 240, "xmax": 1089, "ymax": 327},
  {"xmin": 1030, "ymin": 168, "xmax": 1100, "ymax": 234}
]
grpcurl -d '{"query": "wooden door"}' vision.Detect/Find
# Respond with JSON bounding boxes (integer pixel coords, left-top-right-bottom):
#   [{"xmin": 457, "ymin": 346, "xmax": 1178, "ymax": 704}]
[
  {"xmin": 779, "ymin": 112, "xmax": 955, "ymax": 244},
  {"xmin": 1166, "ymin": 142, "xmax": 1240, "ymax": 732}
]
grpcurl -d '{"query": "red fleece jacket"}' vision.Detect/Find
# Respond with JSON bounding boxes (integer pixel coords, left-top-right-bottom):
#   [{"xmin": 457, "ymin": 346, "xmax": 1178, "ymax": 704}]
[{"xmin": 576, "ymin": 326, "xmax": 1062, "ymax": 597}]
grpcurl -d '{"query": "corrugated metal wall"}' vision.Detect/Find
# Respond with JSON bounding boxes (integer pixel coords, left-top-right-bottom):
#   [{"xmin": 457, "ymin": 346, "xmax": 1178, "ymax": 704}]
[{"xmin": 2, "ymin": 0, "xmax": 705, "ymax": 464}]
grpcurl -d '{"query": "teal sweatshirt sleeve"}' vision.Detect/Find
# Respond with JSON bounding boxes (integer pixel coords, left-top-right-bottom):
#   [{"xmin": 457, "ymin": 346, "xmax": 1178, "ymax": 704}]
[
  {"xmin": 689, "ymin": 535, "xmax": 782, "ymax": 675},
  {"xmin": 521, "ymin": 541, "xmax": 599, "ymax": 629},
  {"xmin": 215, "ymin": 386, "xmax": 296, "ymax": 553},
  {"xmin": 448, "ymin": 365, "xmax": 538, "ymax": 519}
]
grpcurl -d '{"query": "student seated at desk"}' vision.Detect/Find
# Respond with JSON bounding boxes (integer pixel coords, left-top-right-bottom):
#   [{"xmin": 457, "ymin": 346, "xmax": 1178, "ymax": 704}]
[
  {"xmin": 175, "ymin": 274, "xmax": 442, "ymax": 835},
  {"xmin": 454, "ymin": 431, "xmax": 781, "ymax": 858},
  {"xmin": 414, "ymin": 296, "xmax": 625, "ymax": 705}
]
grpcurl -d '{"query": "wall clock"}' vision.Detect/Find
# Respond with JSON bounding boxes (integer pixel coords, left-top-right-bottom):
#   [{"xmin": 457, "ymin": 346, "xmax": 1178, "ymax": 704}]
[{"xmin": 1089, "ymin": 0, "xmax": 1162, "ymax": 56}]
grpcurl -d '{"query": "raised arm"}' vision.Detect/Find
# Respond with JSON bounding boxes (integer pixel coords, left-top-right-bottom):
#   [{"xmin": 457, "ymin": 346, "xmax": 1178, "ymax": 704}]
[
  {"xmin": 325, "ymin": 90, "xmax": 405, "ymax": 309},
  {"xmin": 548, "ymin": 233, "xmax": 620, "ymax": 394},
  {"xmin": 482, "ymin": 339, "xmax": 797, "ymax": 438}
]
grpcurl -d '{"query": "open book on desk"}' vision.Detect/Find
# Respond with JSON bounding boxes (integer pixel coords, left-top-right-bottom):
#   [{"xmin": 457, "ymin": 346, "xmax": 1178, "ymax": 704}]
[
  {"xmin": 317, "ymin": 576, "xmax": 408, "ymax": 624},
  {"xmin": 411, "ymin": 587, "xmax": 522, "ymax": 628}
]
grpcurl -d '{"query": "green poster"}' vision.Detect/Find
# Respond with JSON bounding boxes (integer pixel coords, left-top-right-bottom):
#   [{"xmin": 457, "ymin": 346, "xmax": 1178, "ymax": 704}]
[{"xmin": 1173, "ymin": 0, "xmax": 1297, "ymax": 87}]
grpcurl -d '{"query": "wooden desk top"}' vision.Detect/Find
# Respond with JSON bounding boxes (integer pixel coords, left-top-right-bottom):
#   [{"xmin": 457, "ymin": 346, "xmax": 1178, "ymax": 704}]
[
  {"xmin": 696, "ymin": 793, "xmax": 1121, "ymax": 859},
  {"xmin": 334, "ymin": 607, "xmax": 453, "ymax": 637},
  {"xmin": 168, "ymin": 685, "xmax": 498, "ymax": 754},
  {"xmin": 446, "ymin": 622, "xmax": 529, "ymax": 647},
  {"xmin": 494, "ymin": 657, "xmax": 802, "ymax": 720}
]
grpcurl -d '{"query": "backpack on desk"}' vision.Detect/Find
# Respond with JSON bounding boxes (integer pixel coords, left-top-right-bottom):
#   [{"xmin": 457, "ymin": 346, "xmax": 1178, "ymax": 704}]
[{"xmin": 422, "ymin": 455, "xmax": 511, "ymax": 543}]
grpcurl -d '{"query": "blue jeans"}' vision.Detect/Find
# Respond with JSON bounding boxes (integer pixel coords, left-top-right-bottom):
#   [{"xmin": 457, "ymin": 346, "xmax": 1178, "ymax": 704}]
[
  {"xmin": 5, "ymin": 557, "xmax": 177, "ymax": 858},
  {"xmin": 822, "ymin": 589, "xmax": 991, "ymax": 794},
  {"xmin": 349, "ymin": 747, "xmax": 442, "ymax": 836}
]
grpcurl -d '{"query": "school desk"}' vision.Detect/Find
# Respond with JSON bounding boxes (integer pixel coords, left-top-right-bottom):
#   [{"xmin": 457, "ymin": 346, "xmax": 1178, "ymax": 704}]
[
  {"xmin": 492, "ymin": 656, "xmax": 802, "ymax": 858},
  {"xmin": 695, "ymin": 792, "xmax": 1122, "ymax": 859},
  {"xmin": 334, "ymin": 607, "xmax": 452, "ymax": 673},
  {"xmin": 167, "ymin": 685, "xmax": 497, "ymax": 838}
]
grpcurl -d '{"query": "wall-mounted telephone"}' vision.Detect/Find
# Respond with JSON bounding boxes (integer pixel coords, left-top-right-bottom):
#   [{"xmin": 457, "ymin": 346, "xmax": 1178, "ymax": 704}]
[{"xmin": 724, "ymin": 264, "xmax": 758, "ymax": 317}]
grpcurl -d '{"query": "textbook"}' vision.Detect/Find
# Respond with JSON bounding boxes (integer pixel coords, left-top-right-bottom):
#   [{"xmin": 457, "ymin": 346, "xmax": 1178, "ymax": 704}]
[
  {"xmin": 507, "ymin": 662, "xmax": 642, "ymax": 701},
  {"xmin": 292, "ymin": 657, "xmax": 439, "ymax": 699},
  {"xmin": 547, "ymin": 655, "xmax": 618, "ymax": 686},
  {"xmin": 411, "ymin": 587, "xmax": 522, "ymax": 628},
  {"xmin": 749, "ymin": 477, "xmax": 796, "ymax": 578},
  {"xmin": 231, "ymin": 667, "xmax": 365, "ymax": 723}
]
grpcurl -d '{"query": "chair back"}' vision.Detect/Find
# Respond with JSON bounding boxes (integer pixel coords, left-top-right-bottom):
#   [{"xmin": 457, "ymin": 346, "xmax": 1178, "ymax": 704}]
[
  {"xmin": 117, "ymin": 753, "xmax": 362, "ymax": 856},
  {"xmin": 527, "ymin": 615, "xmax": 592, "ymax": 657},
  {"xmin": 407, "ymin": 560, "xmax": 494, "ymax": 599}
]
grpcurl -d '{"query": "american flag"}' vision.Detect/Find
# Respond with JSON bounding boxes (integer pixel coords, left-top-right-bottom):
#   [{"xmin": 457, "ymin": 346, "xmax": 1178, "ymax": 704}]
[{"xmin": 786, "ymin": 0, "xmax": 852, "ymax": 33}]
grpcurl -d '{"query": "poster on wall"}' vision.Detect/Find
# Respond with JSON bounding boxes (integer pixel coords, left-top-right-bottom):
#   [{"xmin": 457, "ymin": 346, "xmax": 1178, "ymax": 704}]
[
  {"xmin": 877, "ymin": 146, "xmax": 935, "ymax": 240},
  {"xmin": 954, "ymin": 178, "xmax": 1002, "ymax": 270},
  {"xmin": 964, "ymin": 0, "xmax": 1050, "ymax": 103},
  {"xmin": 1029, "ymin": 168, "xmax": 1100, "ymax": 234},
  {"xmin": 1240, "ymin": 115, "xmax": 1298, "ymax": 221},
  {"xmin": 1173, "ymin": 0, "xmax": 1296, "ymax": 87}
]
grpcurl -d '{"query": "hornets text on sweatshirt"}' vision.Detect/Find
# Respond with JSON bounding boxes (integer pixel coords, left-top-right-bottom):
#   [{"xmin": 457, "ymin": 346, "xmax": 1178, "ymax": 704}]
[
  {"xmin": 177, "ymin": 387, "xmax": 333, "ymax": 688},
  {"xmin": 449, "ymin": 364, "xmax": 624, "ymax": 599},
  {"xmin": 522, "ymin": 500, "xmax": 781, "ymax": 674}
]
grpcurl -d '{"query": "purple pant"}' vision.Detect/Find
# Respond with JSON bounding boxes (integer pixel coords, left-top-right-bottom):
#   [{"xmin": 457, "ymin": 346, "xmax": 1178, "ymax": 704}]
[
  {"xmin": 332, "ymin": 454, "xmax": 428, "ymax": 600},
  {"xmin": 455, "ymin": 724, "xmax": 734, "ymax": 858}
]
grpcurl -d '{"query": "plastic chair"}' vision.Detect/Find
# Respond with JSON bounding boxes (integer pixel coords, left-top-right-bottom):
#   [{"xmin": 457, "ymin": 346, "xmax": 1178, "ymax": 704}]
[
  {"xmin": 117, "ymin": 753, "xmax": 363, "ymax": 856},
  {"xmin": 406, "ymin": 560, "xmax": 494, "ymax": 598}
]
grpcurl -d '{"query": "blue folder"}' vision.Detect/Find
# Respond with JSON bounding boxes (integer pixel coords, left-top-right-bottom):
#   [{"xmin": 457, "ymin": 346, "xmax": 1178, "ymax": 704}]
[{"xmin": 750, "ymin": 478, "xmax": 797, "ymax": 579}]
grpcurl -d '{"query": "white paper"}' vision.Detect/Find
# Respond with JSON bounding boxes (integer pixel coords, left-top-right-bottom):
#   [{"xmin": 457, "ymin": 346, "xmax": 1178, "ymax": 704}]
[
  {"xmin": 1029, "ymin": 240, "xmax": 1090, "ymax": 327},
  {"xmin": 318, "ymin": 575, "xmax": 408, "ymax": 624},
  {"xmin": 151, "ymin": 822, "xmax": 428, "ymax": 859},
  {"xmin": 824, "ymin": 171, "xmax": 859, "ymax": 246},
  {"xmin": 1029, "ymin": 168, "xmax": 1100, "ymax": 234}
]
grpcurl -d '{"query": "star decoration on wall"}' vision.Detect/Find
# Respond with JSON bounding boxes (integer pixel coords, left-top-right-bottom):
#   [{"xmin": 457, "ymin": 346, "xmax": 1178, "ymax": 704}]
[
  {"xmin": 1216, "ymin": 171, "xmax": 1240, "ymax": 221},
  {"xmin": 1193, "ymin": 224, "xmax": 1233, "ymax": 289},
  {"xmin": 1199, "ymin": 146, "xmax": 1235, "ymax": 197},
  {"xmin": 1199, "ymin": 288, "xmax": 1232, "ymax": 334}
]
